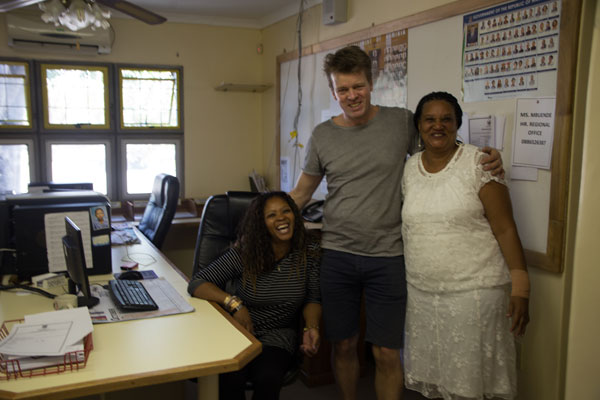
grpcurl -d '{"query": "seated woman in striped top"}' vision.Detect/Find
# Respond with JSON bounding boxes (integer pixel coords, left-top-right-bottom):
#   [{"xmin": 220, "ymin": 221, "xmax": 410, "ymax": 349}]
[{"xmin": 188, "ymin": 191, "xmax": 322, "ymax": 400}]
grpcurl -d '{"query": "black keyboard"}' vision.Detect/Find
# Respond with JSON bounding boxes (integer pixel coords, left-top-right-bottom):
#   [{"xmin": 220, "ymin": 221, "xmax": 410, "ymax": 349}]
[{"xmin": 108, "ymin": 279, "xmax": 158, "ymax": 311}]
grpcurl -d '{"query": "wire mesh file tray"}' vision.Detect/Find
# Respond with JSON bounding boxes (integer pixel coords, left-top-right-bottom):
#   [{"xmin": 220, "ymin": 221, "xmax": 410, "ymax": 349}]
[{"xmin": 0, "ymin": 319, "xmax": 93, "ymax": 380}]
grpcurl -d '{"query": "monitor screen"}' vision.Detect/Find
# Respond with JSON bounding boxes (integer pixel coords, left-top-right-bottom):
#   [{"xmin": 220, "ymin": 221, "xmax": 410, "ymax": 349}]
[{"xmin": 62, "ymin": 216, "xmax": 99, "ymax": 308}]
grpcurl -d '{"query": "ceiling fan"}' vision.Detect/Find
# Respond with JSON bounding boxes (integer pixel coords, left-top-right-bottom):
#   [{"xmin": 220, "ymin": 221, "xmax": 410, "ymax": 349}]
[{"xmin": 0, "ymin": 0, "xmax": 167, "ymax": 27}]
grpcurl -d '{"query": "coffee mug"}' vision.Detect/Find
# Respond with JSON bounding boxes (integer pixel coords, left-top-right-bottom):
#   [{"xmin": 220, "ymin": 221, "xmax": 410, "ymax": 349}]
[{"xmin": 53, "ymin": 294, "xmax": 78, "ymax": 310}]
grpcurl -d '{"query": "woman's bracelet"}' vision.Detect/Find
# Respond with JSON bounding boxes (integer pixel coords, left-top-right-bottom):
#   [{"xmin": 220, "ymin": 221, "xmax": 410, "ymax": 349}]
[
  {"xmin": 510, "ymin": 269, "xmax": 530, "ymax": 298},
  {"xmin": 224, "ymin": 295, "xmax": 243, "ymax": 314},
  {"xmin": 303, "ymin": 325, "xmax": 319, "ymax": 332}
]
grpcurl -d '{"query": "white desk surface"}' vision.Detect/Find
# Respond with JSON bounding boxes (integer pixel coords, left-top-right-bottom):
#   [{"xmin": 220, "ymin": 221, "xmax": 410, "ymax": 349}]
[{"xmin": 0, "ymin": 229, "xmax": 261, "ymax": 400}]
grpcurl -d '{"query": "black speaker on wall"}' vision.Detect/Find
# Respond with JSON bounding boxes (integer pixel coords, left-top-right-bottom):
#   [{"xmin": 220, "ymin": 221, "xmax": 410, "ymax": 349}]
[{"xmin": 322, "ymin": 0, "xmax": 347, "ymax": 25}]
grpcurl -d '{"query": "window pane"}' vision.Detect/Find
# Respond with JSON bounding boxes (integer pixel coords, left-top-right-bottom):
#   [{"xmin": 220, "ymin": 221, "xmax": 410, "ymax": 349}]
[
  {"xmin": 126, "ymin": 143, "xmax": 176, "ymax": 194},
  {"xmin": 51, "ymin": 144, "xmax": 107, "ymax": 194},
  {"xmin": 0, "ymin": 62, "xmax": 31, "ymax": 127},
  {"xmin": 44, "ymin": 66, "xmax": 107, "ymax": 127},
  {"xmin": 0, "ymin": 144, "xmax": 30, "ymax": 194},
  {"xmin": 121, "ymin": 69, "xmax": 179, "ymax": 128}
]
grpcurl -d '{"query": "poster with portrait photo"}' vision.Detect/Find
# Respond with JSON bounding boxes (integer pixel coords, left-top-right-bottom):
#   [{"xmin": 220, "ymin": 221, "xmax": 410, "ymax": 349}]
[
  {"xmin": 466, "ymin": 23, "xmax": 479, "ymax": 47},
  {"xmin": 462, "ymin": 0, "xmax": 561, "ymax": 102}
]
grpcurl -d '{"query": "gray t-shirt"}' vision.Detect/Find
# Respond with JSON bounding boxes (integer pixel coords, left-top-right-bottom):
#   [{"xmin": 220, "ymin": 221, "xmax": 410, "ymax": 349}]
[{"xmin": 303, "ymin": 106, "xmax": 419, "ymax": 256}]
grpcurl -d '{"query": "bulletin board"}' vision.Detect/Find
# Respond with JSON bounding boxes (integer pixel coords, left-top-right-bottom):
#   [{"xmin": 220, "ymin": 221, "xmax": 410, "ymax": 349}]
[{"xmin": 276, "ymin": 0, "xmax": 583, "ymax": 273}]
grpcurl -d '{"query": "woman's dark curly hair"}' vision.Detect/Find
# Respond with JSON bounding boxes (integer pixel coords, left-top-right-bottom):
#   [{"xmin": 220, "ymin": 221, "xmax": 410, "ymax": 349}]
[{"xmin": 234, "ymin": 191, "xmax": 313, "ymax": 288}]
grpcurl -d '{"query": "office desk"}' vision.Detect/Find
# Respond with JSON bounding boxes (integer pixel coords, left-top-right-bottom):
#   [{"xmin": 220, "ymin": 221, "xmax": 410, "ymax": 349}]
[{"xmin": 0, "ymin": 229, "xmax": 261, "ymax": 400}]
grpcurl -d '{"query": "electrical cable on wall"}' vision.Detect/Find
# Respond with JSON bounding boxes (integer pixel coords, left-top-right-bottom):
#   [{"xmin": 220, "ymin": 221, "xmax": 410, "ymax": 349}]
[
  {"xmin": 290, "ymin": 0, "xmax": 305, "ymax": 186},
  {"xmin": 267, "ymin": 0, "xmax": 305, "ymax": 190}
]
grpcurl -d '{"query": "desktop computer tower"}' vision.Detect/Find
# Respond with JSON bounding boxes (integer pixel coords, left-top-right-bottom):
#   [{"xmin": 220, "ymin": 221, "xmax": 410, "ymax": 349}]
[{"xmin": 2, "ymin": 191, "xmax": 112, "ymax": 281}]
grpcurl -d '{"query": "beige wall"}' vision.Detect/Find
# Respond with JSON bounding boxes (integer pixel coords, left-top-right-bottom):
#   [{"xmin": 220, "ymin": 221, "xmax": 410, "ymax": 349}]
[
  {"xmin": 259, "ymin": 1, "xmax": 599, "ymax": 399},
  {"xmin": 564, "ymin": 0, "xmax": 600, "ymax": 398},
  {"xmin": 0, "ymin": 15, "xmax": 265, "ymax": 199}
]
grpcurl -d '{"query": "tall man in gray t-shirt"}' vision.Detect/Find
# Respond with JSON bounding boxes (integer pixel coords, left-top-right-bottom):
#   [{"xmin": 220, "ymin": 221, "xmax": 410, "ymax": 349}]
[{"xmin": 290, "ymin": 46, "xmax": 502, "ymax": 400}]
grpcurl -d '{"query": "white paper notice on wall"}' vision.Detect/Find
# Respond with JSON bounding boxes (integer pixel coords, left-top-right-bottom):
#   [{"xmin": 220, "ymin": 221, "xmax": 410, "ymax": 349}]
[
  {"xmin": 495, "ymin": 115, "xmax": 505, "ymax": 150},
  {"xmin": 280, "ymin": 157, "xmax": 291, "ymax": 193},
  {"xmin": 469, "ymin": 115, "xmax": 496, "ymax": 148},
  {"xmin": 512, "ymin": 97, "xmax": 556, "ymax": 169}
]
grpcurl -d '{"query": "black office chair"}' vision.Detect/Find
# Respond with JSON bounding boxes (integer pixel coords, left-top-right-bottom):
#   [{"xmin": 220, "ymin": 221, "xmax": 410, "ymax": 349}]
[
  {"xmin": 191, "ymin": 191, "xmax": 302, "ymax": 390},
  {"xmin": 192, "ymin": 191, "xmax": 259, "ymax": 276},
  {"xmin": 138, "ymin": 173, "xmax": 180, "ymax": 249}
]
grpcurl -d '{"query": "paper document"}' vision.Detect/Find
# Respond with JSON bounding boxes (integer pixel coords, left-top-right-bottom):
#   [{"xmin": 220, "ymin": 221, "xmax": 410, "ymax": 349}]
[
  {"xmin": 25, "ymin": 307, "xmax": 93, "ymax": 349},
  {"xmin": 469, "ymin": 116, "xmax": 496, "ymax": 148},
  {"xmin": 0, "ymin": 307, "xmax": 93, "ymax": 373},
  {"xmin": 0, "ymin": 321, "xmax": 74, "ymax": 357},
  {"xmin": 44, "ymin": 211, "xmax": 94, "ymax": 272},
  {"xmin": 512, "ymin": 97, "xmax": 556, "ymax": 169}
]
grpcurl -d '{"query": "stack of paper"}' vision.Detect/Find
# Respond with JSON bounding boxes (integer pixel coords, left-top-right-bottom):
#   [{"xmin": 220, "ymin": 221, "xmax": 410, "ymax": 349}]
[{"xmin": 0, "ymin": 307, "xmax": 93, "ymax": 374}]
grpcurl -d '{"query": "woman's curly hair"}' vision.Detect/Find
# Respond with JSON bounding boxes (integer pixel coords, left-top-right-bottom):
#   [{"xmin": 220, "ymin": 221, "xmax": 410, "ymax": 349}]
[{"xmin": 234, "ymin": 191, "xmax": 315, "ymax": 289}]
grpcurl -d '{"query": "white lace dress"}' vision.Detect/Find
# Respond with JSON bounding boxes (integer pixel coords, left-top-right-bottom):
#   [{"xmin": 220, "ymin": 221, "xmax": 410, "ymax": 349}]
[{"xmin": 401, "ymin": 144, "xmax": 517, "ymax": 400}]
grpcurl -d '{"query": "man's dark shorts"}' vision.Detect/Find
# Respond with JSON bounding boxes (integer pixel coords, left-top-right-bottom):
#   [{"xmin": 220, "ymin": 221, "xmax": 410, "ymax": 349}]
[{"xmin": 320, "ymin": 249, "xmax": 407, "ymax": 349}]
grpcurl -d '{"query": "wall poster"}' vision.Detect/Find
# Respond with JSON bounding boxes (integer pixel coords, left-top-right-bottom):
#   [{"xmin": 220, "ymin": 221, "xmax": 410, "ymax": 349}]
[
  {"xmin": 352, "ymin": 29, "xmax": 408, "ymax": 107},
  {"xmin": 462, "ymin": 0, "xmax": 561, "ymax": 102}
]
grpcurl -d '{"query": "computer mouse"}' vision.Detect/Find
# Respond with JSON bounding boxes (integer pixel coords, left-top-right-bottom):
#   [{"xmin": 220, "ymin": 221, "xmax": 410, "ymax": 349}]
[{"xmin": 118, "ymin": 270, "xmax": 144, "ymax": 280}]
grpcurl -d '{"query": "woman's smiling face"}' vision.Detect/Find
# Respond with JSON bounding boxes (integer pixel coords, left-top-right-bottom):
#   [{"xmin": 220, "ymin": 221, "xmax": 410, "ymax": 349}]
[
  {"xmin": 418, "ymin": 100, "xmax": 458, "ymax": 153},
  {"xmin": 263, "ymin": 196, "xmax": 295, "ymax": 245}
]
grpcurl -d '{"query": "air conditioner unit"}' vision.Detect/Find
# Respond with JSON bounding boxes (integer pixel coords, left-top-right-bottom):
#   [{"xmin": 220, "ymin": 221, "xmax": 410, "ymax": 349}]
[{"xmin": 6, "ymin": 13, "xmax": 114, "ymax": 55}]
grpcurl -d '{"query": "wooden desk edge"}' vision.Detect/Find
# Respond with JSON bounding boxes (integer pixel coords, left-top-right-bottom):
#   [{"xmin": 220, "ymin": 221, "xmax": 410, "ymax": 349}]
[
  {"xmin": 0, "ymin": 358, "xmax": 247, "ymax": 400},
  {"xmin": 208, "ymin": 301, "xmax": 263, "ymax": 369},
  {"xmin": 0, "ymin": 309, "xmax": 262, "ymax": 400}
]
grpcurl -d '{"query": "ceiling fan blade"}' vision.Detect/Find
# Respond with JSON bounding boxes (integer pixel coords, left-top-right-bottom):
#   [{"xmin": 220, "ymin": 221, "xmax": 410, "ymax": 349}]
[
  {"xmin": 95, "ymin": 0, "xmax": 166, "ymax": 25},
  {"xmin": 0, "ymin": 0, "xmax": 46, "ymax": 12}
]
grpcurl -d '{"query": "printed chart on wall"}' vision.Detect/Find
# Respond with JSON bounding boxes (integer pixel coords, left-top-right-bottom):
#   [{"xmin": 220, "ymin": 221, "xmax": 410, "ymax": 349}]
[
  {"xmin": 351, "ymin": 29, "xmax": 408, "ymax": 107},
  {"xmin": 462, "ymin": 0, "xmax": 561, "ymax": 102}
]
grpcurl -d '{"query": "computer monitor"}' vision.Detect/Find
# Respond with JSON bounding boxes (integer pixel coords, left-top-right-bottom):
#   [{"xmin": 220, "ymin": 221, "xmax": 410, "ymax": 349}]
[
  {"xmin": 62, "ymin": 216, "xmax": 99, "ymax": 308},
  {"xmin": 5, "ymin": 191, "xmax": 113, "ymax": 280},
  {"xmin": 28, "ymin": 182, "xmax": 94, "ymax": 193}
]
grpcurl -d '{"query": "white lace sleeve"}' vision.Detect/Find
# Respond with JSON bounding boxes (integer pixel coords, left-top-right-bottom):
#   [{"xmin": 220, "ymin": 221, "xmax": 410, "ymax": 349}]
[{"xmin": 474, "ymin": 150, "xmax": 507, "ymax": 191}]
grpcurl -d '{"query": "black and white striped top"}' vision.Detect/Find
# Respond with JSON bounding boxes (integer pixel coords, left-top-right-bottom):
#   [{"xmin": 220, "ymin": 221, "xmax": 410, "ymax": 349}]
[{"xmin": 188, "ymin": 242, "xmax": 321, "ymax": 354}]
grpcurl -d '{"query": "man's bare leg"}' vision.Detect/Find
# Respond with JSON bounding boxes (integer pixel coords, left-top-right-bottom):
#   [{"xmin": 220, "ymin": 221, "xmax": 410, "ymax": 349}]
[
  {"xmin": 372, "ymin": 344, "xmax": 403, "ymax": 400},
  {"xmin": 332, "ymin": 335, "xmax": 360, "ymax": 400}
]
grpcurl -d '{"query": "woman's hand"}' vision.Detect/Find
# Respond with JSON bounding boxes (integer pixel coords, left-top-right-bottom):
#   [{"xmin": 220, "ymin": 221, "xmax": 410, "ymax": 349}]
[
  {"xmin": 300, "ymin": 327, "xmax": 320, "ymax": 357},
  {"xmin": 507, "ymin": 296, "xmax": 530, "ymax": 336},
  {"xmin": 480, "ymin": 146, "xmax": 505, "ymax": 178},
  {"xmin": 233, "ymin": 307, "xmax": 254, "ymax": 334}
]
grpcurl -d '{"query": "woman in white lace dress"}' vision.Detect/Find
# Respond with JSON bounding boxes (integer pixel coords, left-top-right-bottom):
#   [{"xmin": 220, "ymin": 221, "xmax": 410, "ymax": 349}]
[{"xmin": 401, "ymin": 92, "xmax": 530, "ymax": 400}]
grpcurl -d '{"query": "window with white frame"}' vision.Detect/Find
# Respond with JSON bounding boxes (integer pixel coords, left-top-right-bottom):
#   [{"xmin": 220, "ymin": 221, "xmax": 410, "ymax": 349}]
[
  {"xmin": 42, "ymin": 64, "xmax": 109, "ymax": 129},
  {"xmin": 0, "ymin": 58, "xmax": 183, "ymax": 201},
  {"xmin": 46, "ymin": 141, "xmax": 111, "ymax": 195},
  {"xmin": 119, "ymin": 68, "xmax": 180, "ymax": 129},
  {"xmin": 0, "ymin": 61, "xmax": 31, "ymax": 128},
  {"xmin": 0, "ymin": 139, "xmax": 34, "ymax": 195}
]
